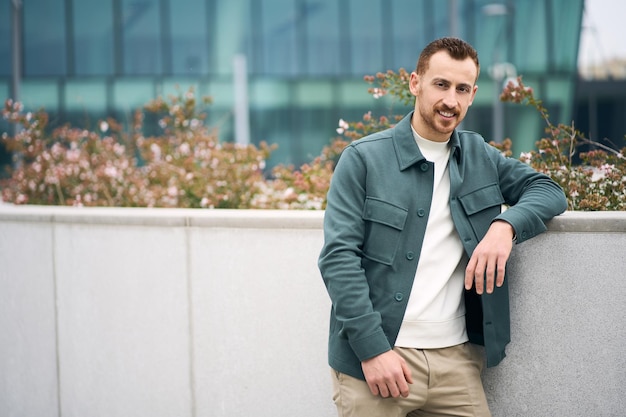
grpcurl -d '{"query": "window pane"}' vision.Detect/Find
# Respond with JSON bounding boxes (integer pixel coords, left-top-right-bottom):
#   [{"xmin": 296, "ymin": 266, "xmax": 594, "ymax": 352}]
[
  {"xmin": 431, "ymin": 2, "xmax": 450, "ymax": 40},
  {"xmin": 74, "ymin": 0, "xmax": 114, "ymax": 76},
  {"xmin": 260, "ymin": 0, "xmax": 298, "ymax": 76},
  {"xmin": 251, "ymin": 108, "xmax": 294, "ymax": 165},
  {"xmin": 113, "ymin": 79, "xmax": 155, "ymax": 111},
  {"xmin": 348, "ymin": 0, "xmax": 383, "ymax": 74},
  {"xmin": 296, "ymin": 107, "xmax": 336, "ymax": 165},
  {"xmin": 0, "ymin": 1, "xmax": 10, "ymax": 77},
  {"xmin": 549, "ymin": 0, "xmax": 583, "ymax": 71},
  {"xmin": 391, "ymin": 0, "xmax": 426, "ymax": 71},
  {"xmin": 122, "ymin": 0, "xmax": 162, "ymax": 75},
  {"xmin": 214, "ymin": 0, "xmax": 252, "ymax": 75},
  {"xmin": 169, "ymin": 0, "xmax": 208, "ymax": 75},
  {"xmin": 21, "ymin": 81, "xmax": 60, "ymax": 110},
  {"xmin": 65, "ymin": 80, "xmax": 108, "ymax": 112},
  {"xmin": 24, "ymin": 0, "xmax": 67, "ymax": 76},
  {"xmin": 512, "ymin": 0, "xmax": 548, "ymax": 73},
  {"xmin": 304, "ymin": 0, "xmax": 340, "ymax": 76},
  {"xmin": 0, "ymin": 83, "xmax": 8, "ymax": 102}
]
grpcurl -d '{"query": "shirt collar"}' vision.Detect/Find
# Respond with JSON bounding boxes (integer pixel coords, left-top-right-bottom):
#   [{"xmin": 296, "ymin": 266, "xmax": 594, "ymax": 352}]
[{"xmin": 392, "ymin": 112, "xmax": 462, "ymax": 171}]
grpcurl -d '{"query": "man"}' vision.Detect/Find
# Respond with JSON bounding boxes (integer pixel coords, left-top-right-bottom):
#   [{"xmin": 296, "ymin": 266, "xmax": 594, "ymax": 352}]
[{"xmin": 318, "ymin": 37, "xmax": 567, "ymax": 417}]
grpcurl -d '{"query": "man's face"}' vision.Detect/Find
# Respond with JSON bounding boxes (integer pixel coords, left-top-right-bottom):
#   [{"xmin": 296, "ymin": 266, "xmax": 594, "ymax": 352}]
[{"xmin": 409, "ymin": 50, "xmax": 478, "ymax": 142}]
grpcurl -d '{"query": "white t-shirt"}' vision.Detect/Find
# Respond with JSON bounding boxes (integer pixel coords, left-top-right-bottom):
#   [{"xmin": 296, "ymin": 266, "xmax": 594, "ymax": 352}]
[{"xmin": 394, "ymin": 128, "xmax": 469, "ymax": 349}]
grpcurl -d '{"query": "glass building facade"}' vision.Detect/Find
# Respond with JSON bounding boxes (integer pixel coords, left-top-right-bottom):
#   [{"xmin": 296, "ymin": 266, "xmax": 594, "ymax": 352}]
[{"xmin": 0, "ymin": 0, "xmax": 584, "ymax": 167}]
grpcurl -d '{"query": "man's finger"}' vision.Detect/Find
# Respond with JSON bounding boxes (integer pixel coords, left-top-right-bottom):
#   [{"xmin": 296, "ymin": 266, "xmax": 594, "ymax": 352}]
[
  {"xmin": 473, "ymin": 257, "xmax": 487, "ymax": 294},
  {"xmin": 485, "ymin": 258, "xmax": 496, "ymax": 294},
  {"xmin": 465, "ymin": 257, "xmax": 477, "ymax": 290}
]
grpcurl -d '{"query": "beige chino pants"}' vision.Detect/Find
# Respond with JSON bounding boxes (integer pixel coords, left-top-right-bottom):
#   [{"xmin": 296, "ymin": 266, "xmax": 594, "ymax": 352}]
[{"xmin": 331, "ymin": 343, "xmax": 491, "ymax": 417}]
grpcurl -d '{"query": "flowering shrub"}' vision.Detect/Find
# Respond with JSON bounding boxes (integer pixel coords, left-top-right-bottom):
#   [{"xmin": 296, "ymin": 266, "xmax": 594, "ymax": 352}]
[
  {"xmin": 253, "ymin": 138, "xmax": 348, "ymax": 210},
  {"xmin": 1, "ymin": 73, "xmax": 624, "ymax": 210},
  {"xmin": 499, "ymin": 77, "xmax": 625, "ymax": 210},
  {"xmin": 1, "ymin": 89, "xmax": 274, "ymax": 208}
]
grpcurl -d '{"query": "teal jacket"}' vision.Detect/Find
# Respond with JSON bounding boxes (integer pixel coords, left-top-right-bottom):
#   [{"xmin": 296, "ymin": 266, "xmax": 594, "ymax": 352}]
[{"xmin": 318, "ymin": 112, "xmax": 567, "ymax": 380}]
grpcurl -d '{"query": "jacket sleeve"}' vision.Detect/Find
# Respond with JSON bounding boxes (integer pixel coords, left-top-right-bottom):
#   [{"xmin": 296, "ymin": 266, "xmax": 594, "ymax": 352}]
[
  {"xmin": 486, "ymin": 143, "xmax": 568, "ymax": 243},
  {"xmin": 318, "ymin": 145, "xmax": 392, "ymax": 362}
]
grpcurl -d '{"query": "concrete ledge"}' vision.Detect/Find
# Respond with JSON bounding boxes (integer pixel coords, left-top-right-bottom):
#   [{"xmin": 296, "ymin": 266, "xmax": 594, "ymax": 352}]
[
  {"xmin": 0, "ymin": 204, "xmax": 325, "ymax": 229},
  {"xmin": 2, "ymin": 204, "xmax": 624, "ymax": 232},
  {"xmin": 546, "ymin": 210, "xmax": 626, "ymax": 232}
]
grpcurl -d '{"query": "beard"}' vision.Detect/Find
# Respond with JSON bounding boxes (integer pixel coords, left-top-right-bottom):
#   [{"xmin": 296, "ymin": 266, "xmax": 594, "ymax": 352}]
[{"xmin": 416, "ymin": 101, "xmax": 462, "ymax": 140}]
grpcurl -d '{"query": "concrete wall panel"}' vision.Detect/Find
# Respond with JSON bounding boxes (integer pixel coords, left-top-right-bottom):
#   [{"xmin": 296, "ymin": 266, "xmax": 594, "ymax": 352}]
[
  {"xmin": 53, "ymin": 223, "xmax": 192, "ymax": 417},
  {"xmin": 0, "ymin": 222, "xmax": 59, "ymax": 417},
  {"xmin": 189, "ymin": 226, "xmax": 333, "ymax": 417}
]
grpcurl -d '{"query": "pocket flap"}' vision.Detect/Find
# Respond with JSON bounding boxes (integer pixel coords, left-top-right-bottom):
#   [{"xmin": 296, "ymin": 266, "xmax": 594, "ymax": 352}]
[
  {"xmin": 362, "ymin": 198, "xmax": 408, "ymax": 230},
  {"xmin": 458, "ymin": 184, "xmax": 504, "ymax": 215}
]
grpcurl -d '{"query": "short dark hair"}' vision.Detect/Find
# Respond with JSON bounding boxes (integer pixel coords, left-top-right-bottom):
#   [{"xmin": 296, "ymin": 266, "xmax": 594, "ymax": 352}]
[{"xmin": 416, "ymin": 37, "xmax": 480, "ymax": 80}]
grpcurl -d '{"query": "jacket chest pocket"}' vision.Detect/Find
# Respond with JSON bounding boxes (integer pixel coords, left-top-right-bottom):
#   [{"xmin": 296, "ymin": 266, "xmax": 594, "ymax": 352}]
[
  {"xmin": 362, "ymin": 197, "xmax": 408, "ymax": 266},
  {"xmin": 458, "ymin": 183, "xmax": 505, "ymax": 238}
]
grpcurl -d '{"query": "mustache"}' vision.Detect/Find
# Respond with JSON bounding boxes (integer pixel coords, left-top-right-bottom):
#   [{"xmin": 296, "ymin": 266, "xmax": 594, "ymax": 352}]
[{"xmin": 437, "ymin": 105, "xmax": 459, "ymax": 113}]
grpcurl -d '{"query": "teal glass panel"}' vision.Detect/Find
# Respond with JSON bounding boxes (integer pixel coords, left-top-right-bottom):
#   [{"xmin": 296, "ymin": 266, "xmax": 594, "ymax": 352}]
[
  {"xmin": 391, "ymin": 0, "xmax": 427, "ymax": 71},
  {"xmin": 0, "ymin": 83, "xmax": 8, "ymax": 102},
  {"xmin": 23, "ymin": 0, "xmax": 67, "ymax": 76},
  {"xmin": 431, "ymin": 1, "xmax": 450, "ymax": 40},
  {"xmin": 73, "ymin": 0, "xmax": 114, "ymax": 75},
  {"xmin": 214, "ymin": 0, "xmax": 251, "ymax": 75},
  {"xmin": 545, "ymin": 77, "xmax": 576, "ymax": 124},
  {"xmin": 338, "ymin": 81, "xmax": 374, "ymax": 106},
  {"xmin": 113, "ymin": 80, "xmax": 155, "ymax": 113},
  {"xmin": 549, "ymin": 0, "xmax": 584, "ymax": 71},
  {"xmin": 294, "ymin": 81, "xmax": 333, "ymax": 107},
  {"xmin": 20, "ymin": 81, "xmax": 60, "ymax": 111},
  {"xmin": 260, "ymin": 0, "xmax": 298, "ymax": 75},
  {"xmin": 122, "ymin": 0, "xmax": 162, "ymax": 75},
  {"xmin": 512, "ymin": 0, "xmax": 549, "ymax": 73},
  {"xmin": 303, "ymin": 0, "xmax": 341, "ymax": 76},
  {"xmin": 296, "ymin": 108, "xmax": 337, "ymax": 164},
  {"xmin": 207, "ymin": 80, "xmax": 236, "ymax": 107},
  {"xmin": 250, "ymin": 80, "xmax": 291, "ymax": 107},
  {"xmin": 65, "ymin": 81, "xmax": 107, "ymax": 112},
  {"xmin": 169, "ymin": 0, "xmax": 208, "ymax": 75},
  {"xmin": 0, "ymin": 1, "xmax": 10, "ymax": 76},
  {"xmin": 251, "ymin": 107, "xmax": 294, "ymax": 165},
  {"xmin": 348, "ymin": 0, "xmax": 383, "ymax": 74}
]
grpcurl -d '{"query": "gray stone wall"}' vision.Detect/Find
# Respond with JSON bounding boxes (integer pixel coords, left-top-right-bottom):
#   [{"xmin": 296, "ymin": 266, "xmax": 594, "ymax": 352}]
[{"xmin": 0, "ymin": 206, "xmax": 624, "ymax": 417}]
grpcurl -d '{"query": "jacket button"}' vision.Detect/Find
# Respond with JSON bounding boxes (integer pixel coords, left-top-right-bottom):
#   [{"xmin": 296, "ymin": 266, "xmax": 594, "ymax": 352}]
[
  {"xmin": 395, "ymin": 292, "xmax": 404, "ymax": 301},
  {"xmin": 420, "ymin": 163, "xmax": 429, "ymax": 172},
  {"xmin": 406, "ymin": 251, "xmax": 415, "ymax": 260},
  {"xmin": 417, "ymin": 208, "xmax": 426, "ymax": 217}
]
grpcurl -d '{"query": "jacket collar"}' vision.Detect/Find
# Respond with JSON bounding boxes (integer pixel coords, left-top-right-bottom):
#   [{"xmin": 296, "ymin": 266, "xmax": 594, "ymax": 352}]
[{"xmin": 393, "ymin": 111, "xmax": 462, "ymax": 171}]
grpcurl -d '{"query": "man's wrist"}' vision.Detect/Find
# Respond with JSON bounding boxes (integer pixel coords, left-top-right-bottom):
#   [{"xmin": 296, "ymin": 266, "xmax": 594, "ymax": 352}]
[{"xmin": 493, "ymin": 220, "xmax": 516, "ymax": 241}]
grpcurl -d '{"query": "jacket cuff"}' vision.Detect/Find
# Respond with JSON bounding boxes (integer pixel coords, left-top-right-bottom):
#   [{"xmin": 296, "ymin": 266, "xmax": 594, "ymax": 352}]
[{"xmin": 349, "ymin": 328, "xmax": 392, "ymax": 362}]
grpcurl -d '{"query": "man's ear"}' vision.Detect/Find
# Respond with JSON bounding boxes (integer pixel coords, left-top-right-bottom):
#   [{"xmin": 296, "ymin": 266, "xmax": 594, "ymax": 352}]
[
  {"xmin": 409, "ymin": 72, "xmax": 420, "ymax": 96},
  {"xmin": 469, "ymin": 85, "xmax": 478, "ymax": 106}
]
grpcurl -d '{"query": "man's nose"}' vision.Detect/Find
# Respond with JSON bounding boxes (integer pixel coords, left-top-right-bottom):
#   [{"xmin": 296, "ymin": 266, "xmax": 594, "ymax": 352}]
[{"xmin": 442, "ymin": 89, "xmax": 457, "ymax": 108}]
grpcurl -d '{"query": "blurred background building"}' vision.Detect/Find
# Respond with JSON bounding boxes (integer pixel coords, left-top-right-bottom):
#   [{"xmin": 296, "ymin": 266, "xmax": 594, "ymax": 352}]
[{"xmin": 1, "ymin": 0, "xmax": 623, "ymax": 171}]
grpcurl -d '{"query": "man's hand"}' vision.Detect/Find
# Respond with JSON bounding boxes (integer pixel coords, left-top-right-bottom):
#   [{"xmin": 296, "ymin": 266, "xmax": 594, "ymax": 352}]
[
  {"xmin": 465, "ymin": 220, "xmax": 515, "ymax": 294},
  {"xmin": 361, "ymin": 350, "xmax": 413, "ymax": 398}
]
